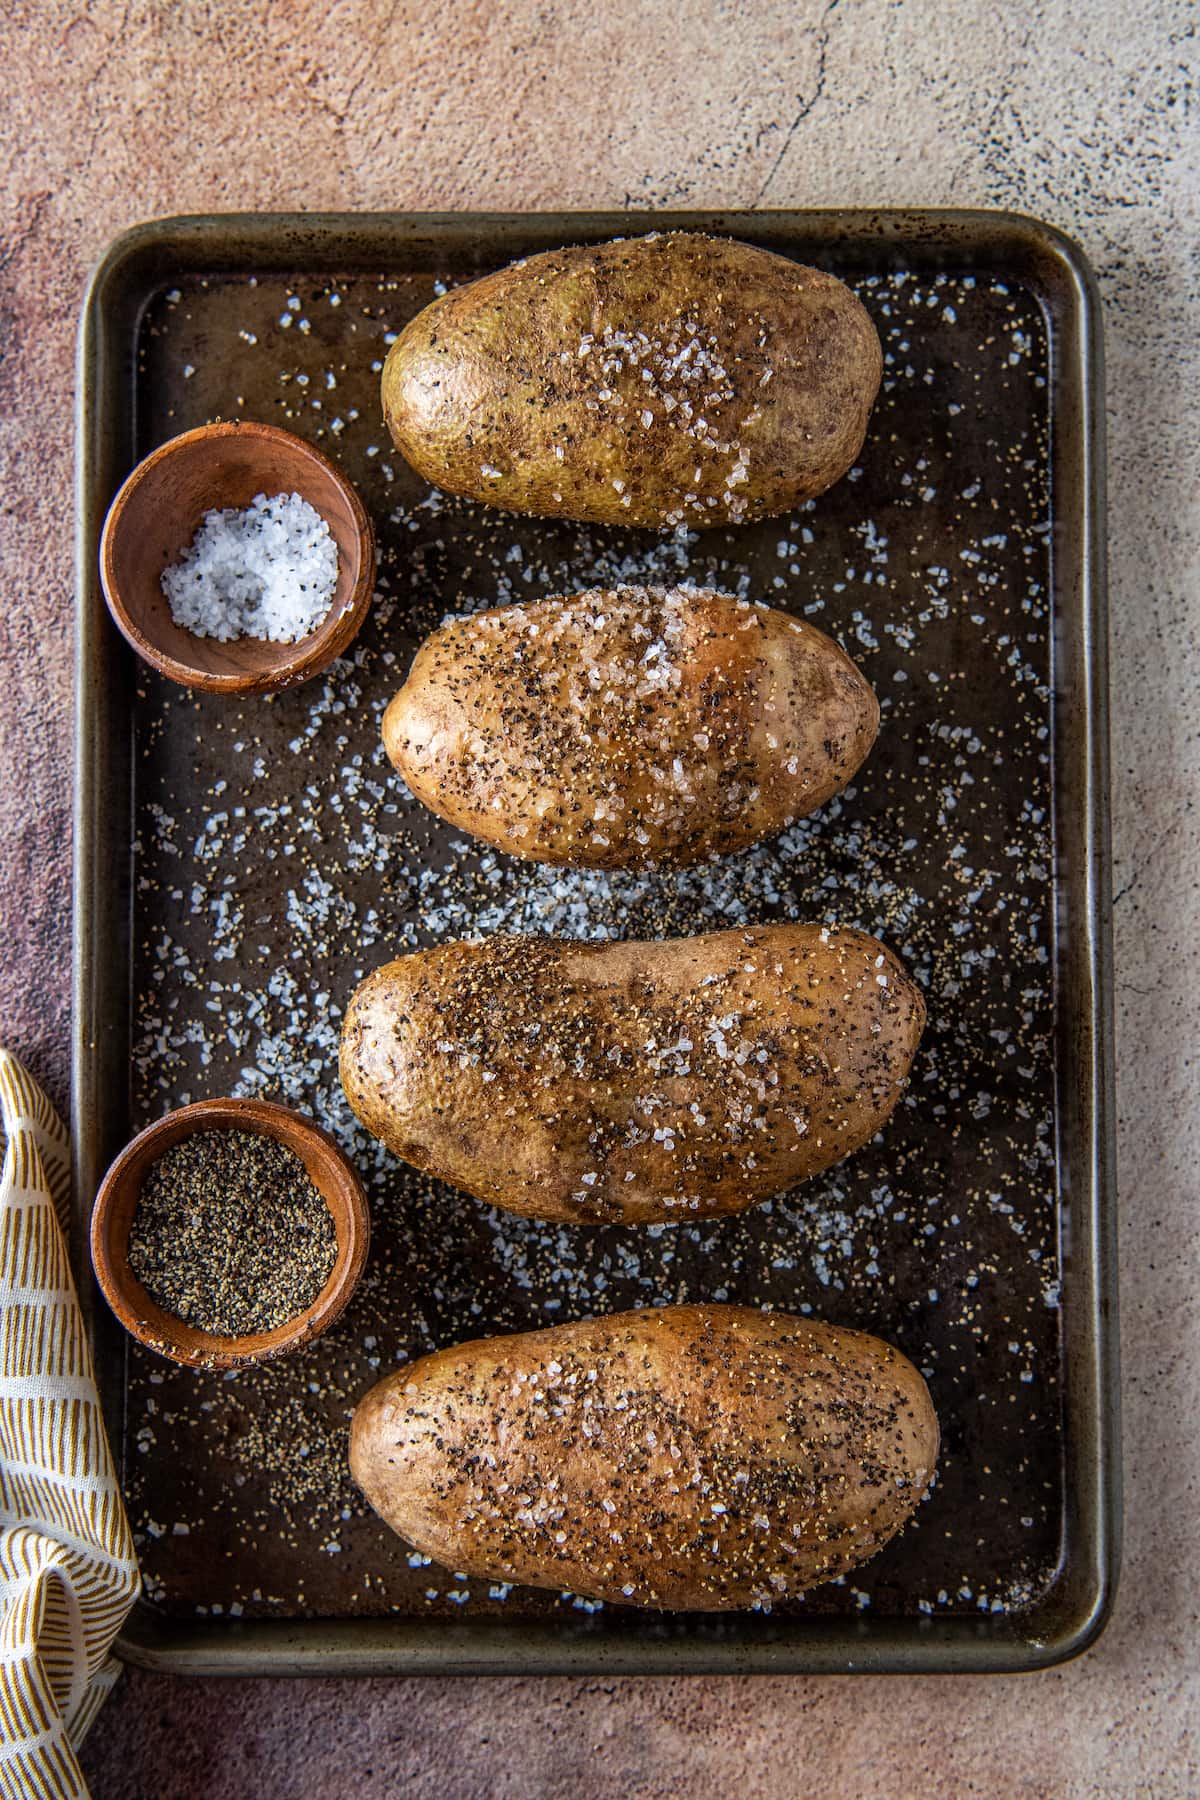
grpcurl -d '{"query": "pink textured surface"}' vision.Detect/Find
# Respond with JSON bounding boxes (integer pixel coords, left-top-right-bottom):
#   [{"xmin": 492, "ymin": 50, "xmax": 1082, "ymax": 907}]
[{"xmin": 0, "ymin": 2, "xmax": 1196, "ymax": 1795}]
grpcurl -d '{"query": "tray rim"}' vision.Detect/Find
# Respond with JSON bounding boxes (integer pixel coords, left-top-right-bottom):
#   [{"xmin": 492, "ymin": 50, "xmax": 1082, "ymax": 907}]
[{"xmin": 72, "ymin": 205, "xmax": 1119, "ymax": 1677}]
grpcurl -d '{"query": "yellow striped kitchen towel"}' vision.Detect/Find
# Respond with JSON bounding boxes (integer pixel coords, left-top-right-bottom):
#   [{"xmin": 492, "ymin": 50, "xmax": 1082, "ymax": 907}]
[{"xmin": 0, "ymin": 1050, "xmax": 140, "ymax": 1800}]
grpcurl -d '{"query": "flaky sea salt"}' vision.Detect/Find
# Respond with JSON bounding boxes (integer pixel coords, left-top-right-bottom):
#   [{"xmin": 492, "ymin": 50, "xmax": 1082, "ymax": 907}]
[{"xmin": 161, "ymin": 491, "xmax": 338, "ymax": 643}]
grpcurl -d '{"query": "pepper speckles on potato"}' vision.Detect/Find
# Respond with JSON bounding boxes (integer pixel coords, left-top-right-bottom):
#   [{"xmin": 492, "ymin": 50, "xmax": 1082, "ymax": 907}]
[
  {"xmin": 383, "ymin": 586, "xmax": 879, "ymax": 869},
  {"xmin": 381, "ymin": 232, "xmax": 882, "ymax": 529},
  {"xmin": 350, "ymin": 1304, "xmax": 939, "ymax": 1610},
  {"xmin": 338, "ymin": 923, "xmax": 925, "ymax": 1226}
]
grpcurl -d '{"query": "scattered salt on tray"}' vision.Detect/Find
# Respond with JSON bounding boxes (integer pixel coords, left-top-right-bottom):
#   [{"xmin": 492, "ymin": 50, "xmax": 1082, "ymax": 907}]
[{"xmin": 161, "ymin": 490, "xmax": 338, "ymax": 643}]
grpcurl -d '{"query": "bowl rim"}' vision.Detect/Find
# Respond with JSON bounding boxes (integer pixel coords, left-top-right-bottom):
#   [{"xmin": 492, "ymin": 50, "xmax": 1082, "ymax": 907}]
[
  {"xmin": 89, "ymin": 1096, "xmax": 370, "ymax": 1370},
  {"xmin": 98, "ymin": 419, "xmax": 377, "ymax": 694}
]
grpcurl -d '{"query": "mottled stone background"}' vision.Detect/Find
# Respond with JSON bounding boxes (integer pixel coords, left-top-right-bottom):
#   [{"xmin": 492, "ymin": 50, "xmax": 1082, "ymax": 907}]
[{"xmin": 1, "ymin": 1, "xmax": 1196, "ymax": 1795}]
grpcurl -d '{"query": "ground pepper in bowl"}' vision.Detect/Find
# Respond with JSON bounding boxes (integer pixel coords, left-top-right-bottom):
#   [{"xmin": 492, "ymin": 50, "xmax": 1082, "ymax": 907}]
[{"xmin": 127, "ymin": 1129, "xmax": 338, "ymax": 1337}]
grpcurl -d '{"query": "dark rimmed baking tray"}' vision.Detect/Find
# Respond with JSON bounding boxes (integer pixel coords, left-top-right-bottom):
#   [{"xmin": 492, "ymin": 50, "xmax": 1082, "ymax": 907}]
[{"xmin": 73, "ymin": 210, "xmax": 1117, "ymax": 1674}]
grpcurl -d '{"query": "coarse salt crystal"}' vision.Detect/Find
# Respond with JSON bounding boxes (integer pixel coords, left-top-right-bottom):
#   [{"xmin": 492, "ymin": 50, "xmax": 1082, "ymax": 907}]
[{"xmin": 161, "ymin": 491, "xmax": 339, "ymax": 645}]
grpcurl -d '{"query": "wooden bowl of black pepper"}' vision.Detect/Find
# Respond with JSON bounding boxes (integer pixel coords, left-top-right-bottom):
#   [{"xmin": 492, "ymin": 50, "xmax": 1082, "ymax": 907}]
[{"xmin": 90, "ymin": 1099, "xmax": 369, "ymax": 1370}]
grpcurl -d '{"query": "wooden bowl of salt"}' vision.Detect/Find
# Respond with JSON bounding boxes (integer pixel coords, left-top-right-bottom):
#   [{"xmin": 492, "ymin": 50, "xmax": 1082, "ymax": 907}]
[{"xmin": 99, "ymin": 420, "xmax": 376, "ymax": 694}]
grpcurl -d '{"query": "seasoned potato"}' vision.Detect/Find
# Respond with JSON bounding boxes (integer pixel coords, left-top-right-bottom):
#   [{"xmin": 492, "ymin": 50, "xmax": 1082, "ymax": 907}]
[
  {"xmin": 351, "ymin": 1304, "xmax": 939, "ymax": 1610},
  {"xmin": 339, "ymin": 923, "xmax": 925, "ymax": 1225},
  {"xmin": 383, "ymin": 585, "xmax": 878, "ymax": 869},
  {"xmin": 382, "ymin": 233, "xmax": 882, "ymax": 529}
]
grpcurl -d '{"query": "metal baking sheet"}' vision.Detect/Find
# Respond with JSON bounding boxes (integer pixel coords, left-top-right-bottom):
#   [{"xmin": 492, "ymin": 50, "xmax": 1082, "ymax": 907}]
[{"xmin": 73, "ymin": 210, "xmax": 1117, "ymax": 1674}]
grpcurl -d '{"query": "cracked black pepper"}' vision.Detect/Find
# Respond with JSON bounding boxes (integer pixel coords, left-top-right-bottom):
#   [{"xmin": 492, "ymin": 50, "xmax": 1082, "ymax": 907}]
[{"xmin": 128, "ymin": 1130, "xmax": 337, "ymax": 1336}]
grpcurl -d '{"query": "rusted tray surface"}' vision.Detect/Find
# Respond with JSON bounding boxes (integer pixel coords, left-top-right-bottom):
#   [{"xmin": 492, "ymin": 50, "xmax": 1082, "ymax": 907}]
[{"xmin": 73, "ymin": 211, "xmax": 1116, "ymax": 1674}]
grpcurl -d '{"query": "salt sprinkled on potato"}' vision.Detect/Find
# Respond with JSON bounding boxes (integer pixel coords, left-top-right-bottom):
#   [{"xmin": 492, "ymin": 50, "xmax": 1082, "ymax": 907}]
[
  {"xmin": 339, "ymin": 922, "xmax": 925, "ymax": 1226},
  {"xmin": 350, "ymin": 1304, "xmax": 939, "ymax": 1610},
  {"xmin": 381, "ymin": 233, "xmax": 882, "ymax": 529},
  {"xmin": 382, "ymin": 584, "xmax": 879, "ymax": 869}
]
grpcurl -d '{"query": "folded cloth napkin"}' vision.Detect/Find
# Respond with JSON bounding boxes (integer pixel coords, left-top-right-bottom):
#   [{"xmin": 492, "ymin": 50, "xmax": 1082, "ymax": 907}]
[{"xmin": 0, "ymin": 1050, "xmax": 140, "ymax": 1800}]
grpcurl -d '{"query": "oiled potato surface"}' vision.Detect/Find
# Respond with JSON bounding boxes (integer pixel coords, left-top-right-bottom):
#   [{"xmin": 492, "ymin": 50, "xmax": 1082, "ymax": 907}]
[
  {"xmin": 383, "ymin": 586, "xmax": 879, "ymax": 868},
  {"xmin": 350, "ymin": 1304, "xmax": 939, "ymax": 1610},
  {"xmin": 339, "ymin": 923, "xmax": 925, "ymax": 1225},
  {"xmin": 382, "ymin": 232, "xmax": 882, "ymax": 529}
]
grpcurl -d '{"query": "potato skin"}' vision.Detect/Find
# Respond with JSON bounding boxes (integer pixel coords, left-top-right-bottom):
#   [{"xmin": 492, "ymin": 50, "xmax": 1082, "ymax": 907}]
[
  {"xmin": 383, "ymin": 586, "xmax": 879, "ymax": 869},
  {"xmin": 350, "ymin": 1304, "xmax": 939, "ymax": 1610},
  {"xmin": 338, "ymin": 923, "xmax": 925, "ymax": 1225},
  {"xmin": 382, "ymin": 233, "xmax": 882, "ymax": 529}
]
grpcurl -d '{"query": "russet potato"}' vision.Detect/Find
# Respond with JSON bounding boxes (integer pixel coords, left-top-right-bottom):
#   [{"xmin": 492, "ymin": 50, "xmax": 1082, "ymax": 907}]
[
  {"xmin": 383, "ymin": 585, "xmax": 879, "ymax": 869},
  {"xmin": 350, "ymin": 1304, "xmax": 939, "ymax": 1610},
  {"xmin": 382, "ymin": 233, "xmax": 882, "ymax": 529},
  {"xmin": 339, "ymin": 923, "xmax": 925, "ymax": 1226}
]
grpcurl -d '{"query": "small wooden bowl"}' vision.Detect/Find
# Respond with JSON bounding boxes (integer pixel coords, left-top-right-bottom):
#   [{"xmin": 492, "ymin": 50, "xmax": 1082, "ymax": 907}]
[
  {"xmin": 90, "ymin": 1098, "xmax": 370, "ymax": 1370},
  {"xmin": 99, "ymin": 421, "xmax": 376, "ymax": 694}
]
